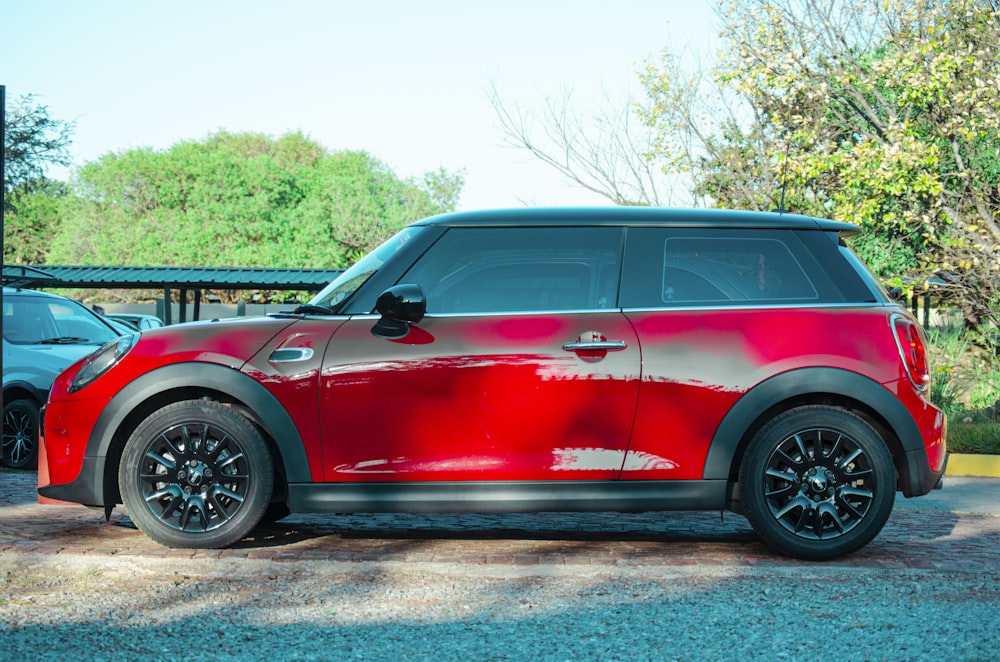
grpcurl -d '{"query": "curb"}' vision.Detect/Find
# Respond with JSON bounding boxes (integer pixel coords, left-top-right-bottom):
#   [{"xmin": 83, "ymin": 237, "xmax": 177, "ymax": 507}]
[{"xmin": 946, "ymin": 453, "xmax": 1000, "ymax": 478}]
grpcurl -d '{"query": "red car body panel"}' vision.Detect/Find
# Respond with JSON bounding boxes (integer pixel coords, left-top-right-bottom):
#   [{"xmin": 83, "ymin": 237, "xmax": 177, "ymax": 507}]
[
  {"xmin": 44, "ymin": 317, "xmax": 300, "ymax": 486},
  {"xmin": 622, "ymin": 306, "xmax": 920, "ymax": 480},
  {"xmin": 318, "ymin": 313, "xmax": 641, "ymax": 482},
  {"xmin": 238, "ymin": 320, "xmax": 344, "ymax": 482},
  {"xmin": 882, "ymin": 374, "xmax": 948, "ymax": 473},
  {"xmin": 41, "ymin": 393, "xmax": 107, "ymax": 487},
  {"xmin": 42, "ymin": 304, "xmax": 946, "ymax": 490}
]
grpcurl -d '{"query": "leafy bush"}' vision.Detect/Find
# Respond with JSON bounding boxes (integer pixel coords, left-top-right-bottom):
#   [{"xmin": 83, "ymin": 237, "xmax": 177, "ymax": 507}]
[
  {"xmin": 927, "ymin": 325, "xmax": 1000, "ymax": 454},
  {"xmin": 947, "ymin": 420, "xmax": 1000, "ymax": 455}
]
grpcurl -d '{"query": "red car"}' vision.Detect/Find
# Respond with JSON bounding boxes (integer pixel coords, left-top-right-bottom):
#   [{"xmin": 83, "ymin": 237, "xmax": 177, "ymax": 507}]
[{"xmin": 39, "ymin": 208, "xmax": 947, "ymax": 560}]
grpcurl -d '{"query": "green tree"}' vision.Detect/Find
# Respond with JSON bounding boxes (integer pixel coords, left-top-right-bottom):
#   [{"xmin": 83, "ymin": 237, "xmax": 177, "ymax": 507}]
[
  {"xmin": 288, "ymin": 152, "xmax": 464, "ymax": 266},
  {"xmin": 3, "ymin": 94, "xmax": 75, "ymax": 193},
  {"xmin": 3, "ymin": 94, "xmax": 76, "ymax": 263},
  {"xmin": 49, "ymin": 132, "xmax": 463, "ymax": 299},
  {"xmin": 639, "ymin": 0, "xmax": 1000, "ymax": 328},
  {"xmin": 3, "ymin": 179, "xmax": 69, "ymax": 264}
]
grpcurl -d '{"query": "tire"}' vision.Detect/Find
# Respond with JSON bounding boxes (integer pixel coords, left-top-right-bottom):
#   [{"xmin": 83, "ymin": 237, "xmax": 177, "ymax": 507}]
[
  {"xmin": 118, "ymin": 400, "xmax": 274, "ymax": 548},
  {"xmin": 739, "ymin": 406, "xmax": 896, "ymax": 561},
  {"xmin": 2, "ymin": 398, "xmax": 40, "ymax": 470}
]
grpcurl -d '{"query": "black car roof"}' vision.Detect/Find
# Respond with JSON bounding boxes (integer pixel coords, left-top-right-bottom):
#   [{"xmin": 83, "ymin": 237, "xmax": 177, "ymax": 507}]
[{"xmin": 412, "ymin": 207, "xmax": 858, "ymax": 233}]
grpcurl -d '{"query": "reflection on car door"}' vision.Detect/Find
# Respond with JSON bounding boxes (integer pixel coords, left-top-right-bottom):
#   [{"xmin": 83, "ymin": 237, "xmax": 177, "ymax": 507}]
[{"xmin": 321, "ymin": 313, "xmax": 640, "ymax": 481}]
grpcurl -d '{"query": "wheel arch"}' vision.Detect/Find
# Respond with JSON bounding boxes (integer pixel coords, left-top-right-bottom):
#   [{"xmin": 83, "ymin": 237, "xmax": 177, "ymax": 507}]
[
  {"xmin": 86, "ymin": 362, "xmax": 310, "ymax": 506},
  {"xmin": 705, "ymin": 367, "xmax": 929, "ymax": 498},
  {"xmin": 2, "ymin": 381, "xmax": 47, "ymax": 407}
]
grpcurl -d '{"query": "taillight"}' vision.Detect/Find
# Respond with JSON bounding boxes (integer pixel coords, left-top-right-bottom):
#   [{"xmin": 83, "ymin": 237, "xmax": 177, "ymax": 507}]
[{"xmin": 891, "ymin": 314, "xmax": 930, "ymax": 391}]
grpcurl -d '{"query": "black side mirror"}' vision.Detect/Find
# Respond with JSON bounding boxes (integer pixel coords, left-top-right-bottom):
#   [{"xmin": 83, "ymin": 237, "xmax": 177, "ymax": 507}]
[{"xmin": 371, "ymin": 284, "xmax": 426, "ymax": 339}]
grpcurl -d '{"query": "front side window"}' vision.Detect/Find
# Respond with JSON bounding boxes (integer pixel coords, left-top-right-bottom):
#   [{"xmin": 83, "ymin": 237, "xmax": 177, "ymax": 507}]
[{"xmin": 400, "ymin": 227, "xmax": 624, "ymax": 314}]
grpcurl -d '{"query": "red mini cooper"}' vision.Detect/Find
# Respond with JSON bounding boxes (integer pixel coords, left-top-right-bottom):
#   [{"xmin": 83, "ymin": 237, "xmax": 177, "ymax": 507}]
[{"xmin": 39, "ymin": 208, "xmax": 947, "ymax": 560}]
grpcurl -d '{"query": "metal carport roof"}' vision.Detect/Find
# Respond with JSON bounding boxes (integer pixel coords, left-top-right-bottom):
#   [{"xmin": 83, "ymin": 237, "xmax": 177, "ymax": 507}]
[
  {"xmin": 2, "ymin": 264, "xmax": 344, "ymax": 324},
  {"xmin": 2, "ymin": 265, "xmax": 343, "ymax": 290}
]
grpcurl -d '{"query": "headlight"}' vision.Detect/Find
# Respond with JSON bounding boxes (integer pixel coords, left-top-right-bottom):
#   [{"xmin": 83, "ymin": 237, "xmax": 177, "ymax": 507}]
[{"xmin": 70, "ymin": 333, "xmax": 137, "ymax": 392}]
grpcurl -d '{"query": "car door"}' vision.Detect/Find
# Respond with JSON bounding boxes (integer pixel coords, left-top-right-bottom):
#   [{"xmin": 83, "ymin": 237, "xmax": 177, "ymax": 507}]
[{"xmin": 319, "ymin": 225, "xmax": 641, "ymax": 482}]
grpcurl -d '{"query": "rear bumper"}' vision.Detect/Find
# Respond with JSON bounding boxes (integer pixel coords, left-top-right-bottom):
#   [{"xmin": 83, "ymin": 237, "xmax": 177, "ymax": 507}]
[
  {"xmin": 901, "ymin": 446, "xmax": 946, "ymax": 497},
  {"xmin": 891, "ymin": 377, "xmax": 947, "ymax": 498}
]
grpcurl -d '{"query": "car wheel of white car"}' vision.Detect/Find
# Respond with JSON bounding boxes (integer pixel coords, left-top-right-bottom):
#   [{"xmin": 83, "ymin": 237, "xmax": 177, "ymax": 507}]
[{"xmin": 2, "ymin": 398, "xmax": 40, "ymax": 470}]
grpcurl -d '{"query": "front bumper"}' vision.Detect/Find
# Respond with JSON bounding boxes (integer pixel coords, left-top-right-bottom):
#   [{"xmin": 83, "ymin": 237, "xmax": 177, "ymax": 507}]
[
  {"xmin": 36, "ymin": 412, "xmax": 84, "ymax": 506},
  {"xmin": 38, "ymin": 455, "xmax": 110, "ymax": 507},
  {"xmin": 37, "ymin": 400, "xmax": 112, "ymax": 508}
]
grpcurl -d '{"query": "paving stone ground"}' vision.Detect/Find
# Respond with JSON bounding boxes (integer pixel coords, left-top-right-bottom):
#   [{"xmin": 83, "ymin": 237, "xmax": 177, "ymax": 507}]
[{"xmin": 2, "ymin": 468, "xmax": 998, "ymax": 570}]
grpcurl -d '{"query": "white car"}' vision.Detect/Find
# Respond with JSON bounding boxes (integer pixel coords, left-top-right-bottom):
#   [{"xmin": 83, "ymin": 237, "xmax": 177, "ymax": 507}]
[
  {"xmin": 2, "ymin": 287, "xmax": 124, "ymax": 468},
  {"xmin": 105, "ymin": 313, "xmax": 165, "ymax": 331}
]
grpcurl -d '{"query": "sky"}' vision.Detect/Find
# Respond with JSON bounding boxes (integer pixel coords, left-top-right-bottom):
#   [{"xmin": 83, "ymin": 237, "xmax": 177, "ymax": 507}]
[{"xmin": 3, "ymin": 1, "xmax": 717, "ymax": 211}]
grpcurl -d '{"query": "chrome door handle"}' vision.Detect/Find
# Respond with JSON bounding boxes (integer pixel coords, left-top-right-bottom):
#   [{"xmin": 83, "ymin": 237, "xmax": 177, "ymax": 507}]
[
  {"xmin": 268, "ymin": 348, "xmax": 315, "ymax": 363},
  {"xmin": 562, "ymin": 340, "xmax": 627, "ymax": 352}
]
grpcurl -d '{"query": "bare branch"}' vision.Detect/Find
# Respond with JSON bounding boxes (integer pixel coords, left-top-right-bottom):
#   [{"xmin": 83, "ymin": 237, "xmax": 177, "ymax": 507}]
[{"xmin": 488, "ymin": 81, "xmax": 678, "ymax": 207}]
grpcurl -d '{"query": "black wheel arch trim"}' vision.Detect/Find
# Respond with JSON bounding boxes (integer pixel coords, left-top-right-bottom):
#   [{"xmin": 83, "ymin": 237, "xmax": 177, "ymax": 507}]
[
  {"xmin": 3, "ymin": 380, "xmax": 48, "ymax": 405},
  {"xmin": 40, "ymin": 362, "xmax": 310, "ymax": 507},
  {"xmin": 704, "ymin": 367, "xmax": 937, "ymax": 497}
]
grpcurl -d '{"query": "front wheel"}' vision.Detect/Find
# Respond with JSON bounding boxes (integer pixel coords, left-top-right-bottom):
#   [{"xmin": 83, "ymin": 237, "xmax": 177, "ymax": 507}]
[
  {"xmin": 119, "ymin": 400, "xmax": 274, "ymax": 548},
  {"xmin": 739, "ymin": 406, "xmax": 896, "ymax": 561}
]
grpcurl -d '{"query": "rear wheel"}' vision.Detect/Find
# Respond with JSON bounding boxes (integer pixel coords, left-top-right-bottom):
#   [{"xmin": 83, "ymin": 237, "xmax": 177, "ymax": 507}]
[
  {"xmin": 119, "ymin": 400, "xmax": 274, "ymax": 548},
  {"xmin": 2, "ymin": 398, "xmax": 40, "ymax": 470},
  {"xmin": 739, "ymin": 406, "xmax": 896, "ymax": 560}
]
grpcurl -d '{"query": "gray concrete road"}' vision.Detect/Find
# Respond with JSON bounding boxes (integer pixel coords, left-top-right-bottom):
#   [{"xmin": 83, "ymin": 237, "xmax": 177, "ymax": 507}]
[{"xmin": 895, "ymin": 476, "xmax": 1000, "ymax": 515}]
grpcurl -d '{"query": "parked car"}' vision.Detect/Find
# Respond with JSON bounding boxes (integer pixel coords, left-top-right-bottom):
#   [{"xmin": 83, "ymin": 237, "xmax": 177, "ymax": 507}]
[
  {"xmin": 101, "ymin": 315, "xmax": 142, "ymax": 335},
  {"xmin": 105, "ymin": 313, "xmax": 165, "ymax": 331},
  {"xmin": 2, "ymin": 287, "xmax": 124, "ymax": 469},
  {"xmin": 38, "ymin": 208, "xmax": 947, "ymax": 560}
]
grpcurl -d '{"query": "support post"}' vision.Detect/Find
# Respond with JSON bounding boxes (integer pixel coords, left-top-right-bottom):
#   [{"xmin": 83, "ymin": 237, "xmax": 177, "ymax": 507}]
[{"xmin": 162, "ymin": 288, "xmax": 173, "ymax": 325}]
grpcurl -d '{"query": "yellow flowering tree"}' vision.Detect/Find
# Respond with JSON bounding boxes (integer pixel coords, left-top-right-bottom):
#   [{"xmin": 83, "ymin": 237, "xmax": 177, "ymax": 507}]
[{"xmin": 640, "ymin": 0, "xmax": 1000, "ymax": 328}]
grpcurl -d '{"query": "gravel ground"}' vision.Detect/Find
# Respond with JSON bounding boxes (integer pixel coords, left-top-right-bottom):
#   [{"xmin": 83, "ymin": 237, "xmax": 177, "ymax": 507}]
[
  {"xmin": 3, "ymin": 470, "xmax": 999, "ymax": 659},
  {"xmin": 2, "ymin": 553, "xmax": 997, "ymax": 661}
]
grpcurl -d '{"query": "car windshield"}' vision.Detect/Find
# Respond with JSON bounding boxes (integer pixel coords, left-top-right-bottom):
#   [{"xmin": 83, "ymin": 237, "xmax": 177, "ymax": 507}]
[
  {"xmin": 3, "ymin": 295, "xmax": 120, "ymax": 345},
  {"xmin": 307, "ymin": 226, "xmax": 425, "ymax": 313}
]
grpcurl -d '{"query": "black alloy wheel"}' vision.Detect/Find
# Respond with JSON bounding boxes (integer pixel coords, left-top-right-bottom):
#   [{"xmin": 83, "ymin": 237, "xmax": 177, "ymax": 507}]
[
  {"xmin": 2, "ymin": 398, "xmax": 40, "ymax": 470},
  {"xmin": 740, "ymin": 406, "xmax": 896, "ymax": 561},
  {"xmin": 119, "ymin": 400, "xmax": 274, "ymax": 548}
]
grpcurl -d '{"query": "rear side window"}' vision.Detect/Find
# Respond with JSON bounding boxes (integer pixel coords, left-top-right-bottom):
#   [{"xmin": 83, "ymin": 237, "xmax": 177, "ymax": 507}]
[
  {"xmin": 621, "ymin": 228, "xmax": 864, "ymax": 308},
  {"xmin": 660, "ymin": 236, "xmax": 816, "ymax": 303},
  {"xmin": 400, "ymin": 227, "xmax": 624, "ymax": 314}
]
